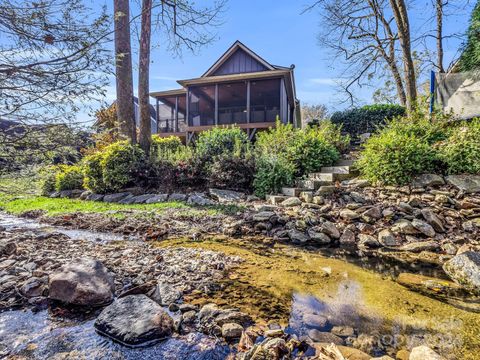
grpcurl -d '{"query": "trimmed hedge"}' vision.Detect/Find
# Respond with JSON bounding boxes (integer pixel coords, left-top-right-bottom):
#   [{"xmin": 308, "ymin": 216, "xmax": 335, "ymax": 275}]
[{"xmin": 331, "ymin": 104, "xmax": 406, "ymax": 138}]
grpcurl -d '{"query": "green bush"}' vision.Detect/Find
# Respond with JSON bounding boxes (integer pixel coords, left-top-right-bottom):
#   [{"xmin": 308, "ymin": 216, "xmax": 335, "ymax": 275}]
[
  {"xmin": 195, "ymin": 126, "xmax": 250, "ymax": 160},
  {"xmin": 55, "ymin": 165, "xmax": 84, "ymax": 191},
  {"xmin": 83, "ymin": 152, "xmax": 108, "ymax": 193},
  {"xmin": 40, "ymin": 166, "xmax": 60, "ymax": 195},
  {"xmin": 308, "ymin": 120, "xmax": 351, "ymax": 153},
  {"xmin": 208, "ymin": 154, "xmax": 255, "ymax": 191},
  {"xmin": 100, "ymin": 141, "xmax": 145, "ymax": 192},
  {"xmin": 255, "ymin": 122, "xmax": 340, "ymax": 177},
  {"xmin": 253, "ymin": 155, "xmax": 295, "ymax": 198},
  {"xmin": 357, "ymin": 116, "xmax": 442, "ymax": 185},
  {"xmin": 331, "ymin": 104, "xmax": 406, "ymax": 138},
  {"xmin": 438, "ymin": 119, "xmax": 480, "ymax": 174},
  {"xmin": 151, "ymin": 135, "xmax": 183, "ymax": 156}
]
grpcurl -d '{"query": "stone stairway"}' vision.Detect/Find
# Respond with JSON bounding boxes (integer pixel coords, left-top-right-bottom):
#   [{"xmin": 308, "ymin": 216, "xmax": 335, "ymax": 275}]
[{"xmin": 266, "ymin": 159, "xmax": 358, "ymax": 205}]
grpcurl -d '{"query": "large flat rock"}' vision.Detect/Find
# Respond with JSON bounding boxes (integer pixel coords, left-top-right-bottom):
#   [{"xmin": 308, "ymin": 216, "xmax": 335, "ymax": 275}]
[
  {"xmin": 445, "ymin": 175, "xmax": 480, "ymax": 193},
  {"xmin": 48, "ymin": 258, "xmax": 115, "ymax": 306},
  {"xmin": 94, "ymin": 294, "xmax": 174, "ymax": 347},
  {"xmin": 443, "ymin": 251, "xmax": 480, "ymax": 295}
]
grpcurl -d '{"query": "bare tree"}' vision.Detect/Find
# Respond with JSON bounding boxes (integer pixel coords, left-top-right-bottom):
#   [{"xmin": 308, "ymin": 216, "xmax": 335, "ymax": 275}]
[
  {"xmin": 114, "ymin": 0, "xmax": 136, "ymax": 144},
  {"xmin": 301, "ymin": 103, "xmax": 329, "ymax": 127},
  {"xmin": 138, "ymin": 0, "xmax": 153, "ymax": 154},
  {"xmin": 0, "ymin": 0, "xmax": 110, "ymax": 131},
  {"xmin": 435, "ymin": 0, "xmax": 445, "ymax": 73},
  {"xmin": 135, "ymin": 0, "xmax": 226, "ymax": 154},
  {"xmin": 389, "ymin": 0, "xmax": 417, "ymax": 110}
]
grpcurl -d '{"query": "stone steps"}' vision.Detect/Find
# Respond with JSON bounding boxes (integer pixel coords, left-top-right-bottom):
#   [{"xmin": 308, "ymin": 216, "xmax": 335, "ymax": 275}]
[{"xmin": 267, "ymin": 158, "xmax": 358, "ymax": 203}]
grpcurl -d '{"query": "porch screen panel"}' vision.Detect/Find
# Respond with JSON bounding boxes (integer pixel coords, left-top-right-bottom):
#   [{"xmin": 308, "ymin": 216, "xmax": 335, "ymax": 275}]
[
  {"xmin": 177, "ymin": 96, "xmax": 187, "ymax": 132},
  {"xmin": 158, "ymin": 96, "xmax": 176, "ymax": 132},
  {"xmin": 188, "ymin": 85, "xmax": 215, "ymax": 126},
  {"xmin": 250, "ymin": 78, "xmax": 281, "ymax": 123},
  {"xmin": 218, "ymin": 82, "xmax": 247, "ymax": 125}
]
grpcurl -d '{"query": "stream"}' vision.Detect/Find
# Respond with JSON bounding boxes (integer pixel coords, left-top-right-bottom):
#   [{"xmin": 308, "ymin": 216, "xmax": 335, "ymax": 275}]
[{"xmin": 1, "ymin": 213, "xmax": 480, "ymax": 359}]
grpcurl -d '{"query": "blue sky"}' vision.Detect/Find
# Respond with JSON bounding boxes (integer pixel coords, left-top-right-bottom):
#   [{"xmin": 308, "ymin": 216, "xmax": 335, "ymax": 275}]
[{"xmin": 87, "ymin": 0, "xmax": 474, "ymax": 123}]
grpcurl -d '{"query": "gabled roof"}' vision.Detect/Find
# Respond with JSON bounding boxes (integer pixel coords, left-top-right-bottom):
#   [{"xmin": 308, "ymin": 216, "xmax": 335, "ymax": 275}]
[{"xmin": 202, "ymin": 40, "xmax": 276, "ymax": 77}]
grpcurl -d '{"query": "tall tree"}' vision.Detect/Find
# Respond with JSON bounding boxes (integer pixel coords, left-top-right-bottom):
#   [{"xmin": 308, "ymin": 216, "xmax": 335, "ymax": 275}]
[
  {"xmin": 135, "ymin": 0, "xmax": 226, "ymax": 154},
  {"xmin": 389, "ymin": 0, "xmax": 417, "ymax": 110},
  {"xmin": 436, "ymin": 0, "xmax": 445, "ymax": 72},
  {"xmin": 138, "ymin": 0, "xmax": 153, "ymax": 154},
  {"xmin": 114, "ymin": 0, "xmax": 136, "ymax": 143}
]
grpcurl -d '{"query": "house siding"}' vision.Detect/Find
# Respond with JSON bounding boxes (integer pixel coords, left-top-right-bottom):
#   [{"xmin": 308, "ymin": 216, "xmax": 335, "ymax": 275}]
[{"xmin": 213, "ymin": 49, "xmax": 268, "ymax": 76}]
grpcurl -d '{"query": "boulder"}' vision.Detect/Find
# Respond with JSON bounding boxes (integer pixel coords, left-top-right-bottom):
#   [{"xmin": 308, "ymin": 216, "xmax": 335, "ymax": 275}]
[
  {"xmin": 316, "ymin": 186, "xmax": 335, "ymax": 195},
  {"xmin": 209, "ymin": 189, "xmax": 245, "ymax": 203},
  {"xmin": 86, "ymin": 193, "xmax": 104, "ymax": 202},
  {"xmin": 20, "ymin": 277, "xmax": 46, "ymax": 298},
  {"xmin": 446, "ymin": 175, "xmax": 480, "ymax": 193},
  {"xmin": 396, "ymin": 273, "xmax": 467, "ymax": 299},
  {"xmin": 411, "ymin": 174, "xmax": 445, "ymax": 188},
  {"xmin": 421, "ymin": 208, "xmax": 445, "ymax": 233},
  {"xmin": 168, "ymin": 193, "xmax": 187, "ymax": 201},
  {"xmin": 378, "ymin": 229, "xmax": 400, "ymax": 247},
  {"xmin": 103, "ymin": 192, "xmax": 131, "ymax": 203},
  {"xmin": 0, "ymin": 241, "xmax": 17, "ymax": 255},
  {"xmin": 307, "ymin": 228, "xmax": 332, "ymax": 244},
  {"xmin": 253, "ymin": 211, "xmax": 276, "ymax": 222},
  {"xmin": 318, "ymin": 220, "xmax": 340, "ymax": 239},
  {"xmin": 303, "ymin": 313, "xmax": 329, "ymax": 330},
  {"xmin": 391, "ymin": 219, "xmax": 419, "ymax": 235},
  {"xmin": 339, "ymin": 229, "xmax": 356, "ymax": 246},
  {"xmin": 358, "ymin": 234, "xmax": 380, "ymax": 248},
  {"xmin": 187, "ymin": 193, "xmax": 215, "ymax": 206},
  {"xmin": 411, "ymin": 219, "xmax": 436, "ymax": 237},
  {"xmin": 409, "ymin": 345, "xmax": 445, "ymax": 360},
  {"xmin": 94, "ymin": 294, "xmax": 174, "ymax": 347},
  {"xmin": 151, "ymin": 282, "xmax": 182, "ymax": 306},
  {"xmin": 131, "ymin": 194, "xmax": 156, "ymax": 204},
  {"xmin": 288, "ymin": 229, "xmax": 309, "ymax": 243},
  {"xmin": 399, "ymin": 240, "xmax": 439, "ymax": 253},
  {"xmin": 48, "ymin": 258, "xmax": 115, "ymax": 306},
  {"xmin": 281, "ymin": 197, "xmax": 302, "ymax": 207},
  {"xmin": 145, "ymin": 194, "xmax": 168, "ymax": 204},
  {"xmin": 361, "ymin": 206, "xmax": 382, "ymax": 221},
  {"xmin": 443, "ymin": 251, "xmax": 480, "ymax": 295},
  {"xmin": 221, "ymin": 323, "xmax": 243, "ymax": 339},
  {"xmin": 307, "ymin": 329, "xmax": 343, "ymax": 345},
  {"xmin": 339, "ymin": 209, "xmax": 360, "ymax": 220}
]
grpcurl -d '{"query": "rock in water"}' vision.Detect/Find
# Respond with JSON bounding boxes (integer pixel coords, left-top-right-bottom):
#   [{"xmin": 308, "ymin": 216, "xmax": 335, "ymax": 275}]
[
  {"xmin": 48, "ymin": 258, "xmax": 115, "ymax": 306},
  {"xmin": 94, "ymin": 294, "xmax": 174, "ymax": 347},
  {"xmin": 443, "ymin": 251, "xmax": 480, "ymax": 295},
  {"xmin": 409, "ymin": 345, "xmax": 445, "ymax": 360}
]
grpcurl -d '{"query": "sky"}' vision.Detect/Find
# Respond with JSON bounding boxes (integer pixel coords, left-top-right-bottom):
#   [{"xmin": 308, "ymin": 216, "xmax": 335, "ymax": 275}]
[{"xmin": 84, "ymin": 0, "xmax": 474, "ymax": 124}]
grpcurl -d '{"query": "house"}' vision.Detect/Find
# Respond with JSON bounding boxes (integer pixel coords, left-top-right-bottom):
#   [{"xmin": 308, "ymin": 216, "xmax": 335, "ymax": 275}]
[{"xmin": 150, "ymin": 41, "xmax": 300, "ymax": 143}]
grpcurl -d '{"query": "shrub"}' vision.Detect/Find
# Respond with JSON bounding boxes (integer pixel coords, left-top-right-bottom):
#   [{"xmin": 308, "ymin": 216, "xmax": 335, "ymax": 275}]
[
  {"xmin": 195, "ymin": 126, "xmax": 250, "ymax": 160},
  {"xmin": 357, "ymin": 118, "xmax": 441, "ymax": 185},
  {"xmin": 308, "ymin": 120, "xmax": 351, "ymax": 153},
  {"xmin": 208, "ymin": 154, "xmax": 255, "ymax": 191},
  {"xmin": 83, "ymin": 152, "xmax": 108, "ymax": 193},
  {"xmin": 438, "ymin": 119, "xmax": 480, "ymax": 174},
  {"xmin": 40, "ymin": 166, "xmax": 60, "ymax": 195},
  {"xmin": 253, "ymin": 155, "xmax": 295, "ymax": 198},
  {"xmin": 330, "ymin": 104, "xmax": 406, "ymax": 138},
  {"xmin": 174, "ymin": 157, "xmax": 208, "ymax": 188},
  {"xmin": 100, "ymin": 141, "xmax": 146, "ymax": 192},
  {"xmin": 151, "ymin": 135, "xmax": 183, "ymax": 157},
  {"xmin": 255, "ymin": 121, "xmax": 340, "ymax": 177},
  {"xmin": 55, "ymin": 165, "xmax": 84, "ymax": 191}
]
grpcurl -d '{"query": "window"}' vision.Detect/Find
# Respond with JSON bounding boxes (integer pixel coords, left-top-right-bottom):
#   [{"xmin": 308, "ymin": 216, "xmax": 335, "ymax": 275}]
[
  {"xmin": 249, "ymin": 79, "xmax": 281, "ymax": 123},
  {"xmin": 218, "ymin": 82, "xmax": 247, "ymax": 124},
  {"xmin": 188, "ymin": 85, "xmax": 215, "ymax": 126}
]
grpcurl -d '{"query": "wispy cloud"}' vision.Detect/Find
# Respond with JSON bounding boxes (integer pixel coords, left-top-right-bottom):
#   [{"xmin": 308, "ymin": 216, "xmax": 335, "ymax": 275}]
[
  {"xmin": 152, "ymin": 75, "xmax": 178, "ymax": 81},
  {"xmin": 308, "ymin": 78, "xmax": 339, "ymax": 86}
]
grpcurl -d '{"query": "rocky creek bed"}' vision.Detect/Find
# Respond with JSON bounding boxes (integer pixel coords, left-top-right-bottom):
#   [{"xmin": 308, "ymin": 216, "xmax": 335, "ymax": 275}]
[{"xmin": 1, "ymin": 212, "xmax": 480, "ymax": 360}]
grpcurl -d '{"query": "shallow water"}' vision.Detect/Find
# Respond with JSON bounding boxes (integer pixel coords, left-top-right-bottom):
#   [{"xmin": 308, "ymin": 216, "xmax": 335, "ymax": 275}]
[
  {"xmin": 0, "ymin": 212, "xmax": 131, "ymax": 243},
  {"xmin": 0, "ymin": 309, "xmax": 230, "ymax": 359}
]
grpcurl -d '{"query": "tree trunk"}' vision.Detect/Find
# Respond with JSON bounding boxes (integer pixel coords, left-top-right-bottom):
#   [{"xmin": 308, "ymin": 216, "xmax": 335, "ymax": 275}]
[
  {"xmin": 138, "ymin": 0, "xmax": 153, "ymax": 155},
  {"xmin": 390, "ymin": 0, "xmax": 417, "ymax": 111},
  {"xmin": 436, "ymin": 0, "xmax": 444, "ymax": 73},
  {"xmin": 114, "ymin": 0, "xmax": 136, "ymax": 143}
]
